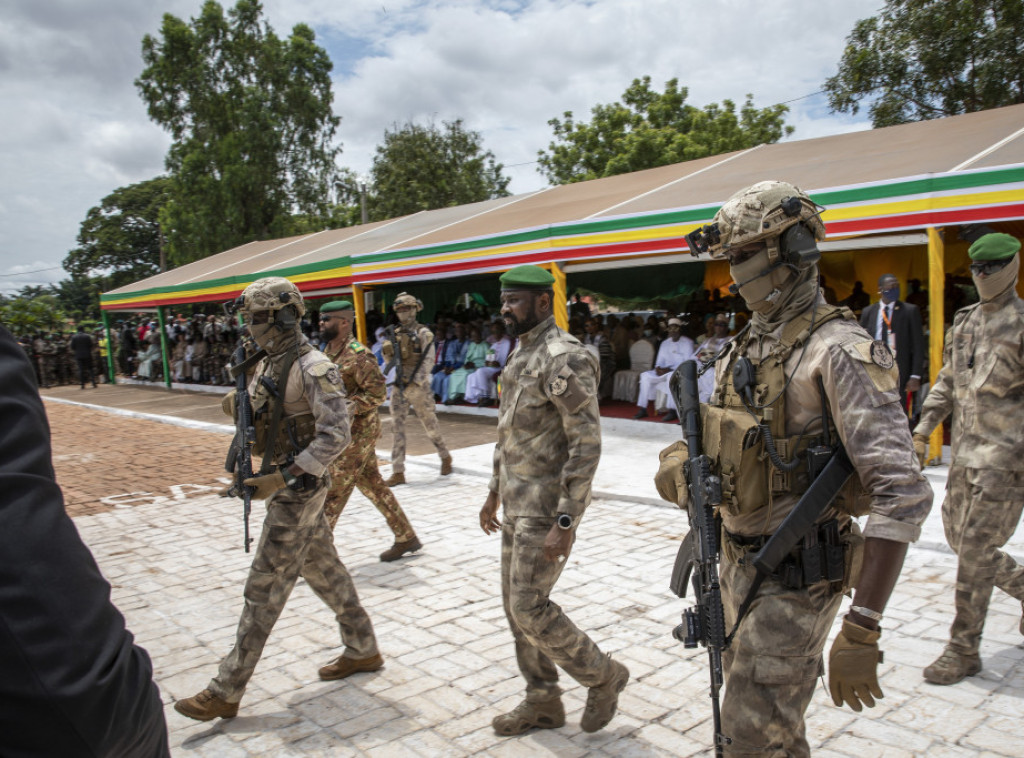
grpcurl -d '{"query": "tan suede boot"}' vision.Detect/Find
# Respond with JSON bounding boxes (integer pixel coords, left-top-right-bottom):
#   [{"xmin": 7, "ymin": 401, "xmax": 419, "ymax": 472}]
[
  {"xmin": 923, "ymin": 647, "xmax": 982, "ymax": 685},
  {"xmin": 318, "ymin": 652, "xmax": 384, "ymax": 681},
  {"xmin": 440, "ymin": 456, "xmax": 453, "ymax": 476},
  {"xmin": 492, "ymin": 698, "xmax": 565, "ymax": 736},
  {"xmin": 384, "ymin": 471, "xmax": 405, "ymax": 486},
  {"xmin": 581, "ymin": 659, "xmax": 629, "ymax": 732},
  {"xmin": 380, "ymin": 536, "xmax": 423, "ymax": 562},
  {"xmin": 173, "ymin": 689, "xmax": 239, "ymax": 721}
]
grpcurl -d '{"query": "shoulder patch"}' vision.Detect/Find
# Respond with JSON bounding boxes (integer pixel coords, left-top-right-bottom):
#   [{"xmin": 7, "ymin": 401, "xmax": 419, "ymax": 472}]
[
  {"xmin": 349, "ymin": 340, "xmax": 366, "ymax": 353},
  {"xmin": 869, "ymin": 340, "xmax": 894, "ymax": 370},
  {"xmin": 549, "ymin": 376, "xmax": 568, "ymax": 396}
]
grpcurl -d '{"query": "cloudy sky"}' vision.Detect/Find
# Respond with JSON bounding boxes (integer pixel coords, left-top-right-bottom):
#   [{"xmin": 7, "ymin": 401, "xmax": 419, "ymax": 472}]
[{"xmin": 0, "ymin": 0, "xmax": 881, "ymax": 294}]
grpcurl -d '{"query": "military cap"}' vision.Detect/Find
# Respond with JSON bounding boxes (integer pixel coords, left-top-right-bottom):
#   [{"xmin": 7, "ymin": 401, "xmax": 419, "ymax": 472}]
[
  {"xmin": 968, "ymin": 233, "xmax": 1021, "ymax": 261},
  {"xmin": 500, "ymin": 265, "xmax": 556, "ymax": 290},
  {"xmin": 320, "ymin": 299, "xmax": 354, "ymax": 313}
]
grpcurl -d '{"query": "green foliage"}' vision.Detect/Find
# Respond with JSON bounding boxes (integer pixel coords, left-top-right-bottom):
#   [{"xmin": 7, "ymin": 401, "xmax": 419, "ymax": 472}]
[
  {"xmin": 368, "ymin": 119, "xmax": 511, "ymax": 221},
  {"xmin": 0, "ymin": 294, "xmax": 66, "ymax": 334},
  {"xmin": 64, "ymin": 177, "xmax": 170, "ymax": 287},
  {"xmin": 538, "ymin": 77, "xmax": 793, "ymax": 185},
  {"xmin": 136, "ymin": 0, "xmax": 341, "ymax": 264},
  {"xmin": 824, "ymin": 0, "xmax": 1024, "ymax": 127}
]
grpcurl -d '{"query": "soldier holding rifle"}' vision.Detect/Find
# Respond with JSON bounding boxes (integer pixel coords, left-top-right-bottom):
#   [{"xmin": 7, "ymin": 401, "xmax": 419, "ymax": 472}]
[{"xmin": 656, "ymin": 182, "xmax": 932, "ymax": 756}]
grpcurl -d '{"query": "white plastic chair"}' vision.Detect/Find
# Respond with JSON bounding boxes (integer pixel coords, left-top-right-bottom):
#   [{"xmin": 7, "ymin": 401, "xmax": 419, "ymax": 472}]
[{"xmin": 612, "ymin": 340, "xmax": 654, "ymax": 403}]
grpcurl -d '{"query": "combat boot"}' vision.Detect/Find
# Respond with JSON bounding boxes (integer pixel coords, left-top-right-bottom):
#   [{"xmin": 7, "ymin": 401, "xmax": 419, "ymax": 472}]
[
  {"xmin": 384, "ymin": 471, "xmax": 405, "ymax": 487},
  {"xmin": 380, "ymin": 536, "xmax": 423, "ymax": 562},
  {"xmin": 492, "ymin": 697, "xmax": 565, "ymax": 736},
  {"xmin": 440, "ymin": 455, "xmax": 453, "ymax": 476},
  {"xmin": 318, "ymin": 652, "xmax": 384, "ymax": 681},
  {"xmin": 173, "ymin": 689, "xmax": 239, "ymax": 721},
  {"xmin": 923, "ymin": 647, "xmax": 982, "ymax": 685},
  {"xmin": 581, "ymin": 659, "xmax": 629, "ymax": 732}
]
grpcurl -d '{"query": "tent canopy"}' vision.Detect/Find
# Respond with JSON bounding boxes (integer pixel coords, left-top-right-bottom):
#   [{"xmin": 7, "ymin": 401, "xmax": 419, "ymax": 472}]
[{"xmin": 102, "ymin": 104, "xmax": 1024, "ymax": 311}]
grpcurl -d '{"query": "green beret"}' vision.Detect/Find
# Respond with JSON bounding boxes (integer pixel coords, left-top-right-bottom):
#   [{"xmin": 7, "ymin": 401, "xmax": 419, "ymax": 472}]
[
  {"xmin": 968, "ymin": 233, "xmax": 1021, "ymax": 261},
  {"xmin": 500, "ymin": 264, "xmax": 556, "ymax": 290},
  {"xmin": 320, "ymin": 299, "xmax": 354, "ymax": 313}
]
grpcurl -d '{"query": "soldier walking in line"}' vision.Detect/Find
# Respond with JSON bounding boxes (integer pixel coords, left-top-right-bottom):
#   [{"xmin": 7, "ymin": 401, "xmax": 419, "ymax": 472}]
[
  {"xmin": 174, "ymin": 278, "xmax": 382, "ymax": 721},
  {"xmin": 480, "ymin": 265, "xmax": 629, "ymax": 737},
  {"xmin": 913, "ymin": 232, "xmax": 1024, "ymax": 685},
  {"xmin": 656, "ymin": 181, "xmax": 932, "ymax": 756},
  {"xmin": 381, "ymin": 292, "xmax": 452, "ymax": 486},
  {"xmin": 319, "ymin": 300, "xmax": 423, "ymax": 562}
]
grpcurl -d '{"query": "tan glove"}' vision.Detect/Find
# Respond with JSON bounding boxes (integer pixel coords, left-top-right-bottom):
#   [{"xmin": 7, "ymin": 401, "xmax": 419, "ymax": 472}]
[
  {"xmin": 221, "ymin": 389, "xmax": 237, "ymax": 419},
  {"xmin": 381, "ymin": 341, "xmax": 394, "ymax": 361},
  {"xmin": 655, "ymin": 441, "xmax": 689, "ymax": 508},
  {"xmin": 243, "ymin": 469, "xmax": 287, "ymax": 500},
  {"xmin": 912, "ymin": 433, "xmax": 929, "ymax": 468},
  {"xmin": 828, "ymin": 619, "xmax": 883, "ymax": 712}
]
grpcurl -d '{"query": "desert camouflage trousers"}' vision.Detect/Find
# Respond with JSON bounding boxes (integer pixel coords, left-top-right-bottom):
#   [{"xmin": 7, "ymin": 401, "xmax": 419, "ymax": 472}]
[
  {"xmin": 208, "ymin": 478, "xmax": 378, "ymax": 703},
  {"xmin": 324, "ymin": 412, "xmax": 415, "ymax": 541},
  {"xmin": 718, "ymin": 537, "xmax": 843, "ymax": 758},
  {"xmin": 389, "ymin": 381, "xmax": 449, "ymax": 473},
  {"xmin": 942, "ymin": 466, "xmax": 1024, "ymax": 655},
  {"xmin": 501, "ymin": 515, "xmax": 613, "ymax": 702}
]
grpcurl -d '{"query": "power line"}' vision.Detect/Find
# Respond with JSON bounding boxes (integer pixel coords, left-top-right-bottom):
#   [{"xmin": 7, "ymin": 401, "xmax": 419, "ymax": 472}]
[{"xmin": 0, "ymin": 265, "xmax": 63, "ymax": 277}]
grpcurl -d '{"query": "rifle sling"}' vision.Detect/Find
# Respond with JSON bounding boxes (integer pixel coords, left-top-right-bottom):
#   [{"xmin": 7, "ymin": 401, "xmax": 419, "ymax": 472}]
[
  {"xmin": 725, "ymin": 445, "xmax": 855, "ymax": 645},
  {"xmin": 229, "ymin": 347, "xmax": 268, "ymax": 379},
  {"xmin": 259, "ymin": 348, "xmax": 299, "ymax": 475}
]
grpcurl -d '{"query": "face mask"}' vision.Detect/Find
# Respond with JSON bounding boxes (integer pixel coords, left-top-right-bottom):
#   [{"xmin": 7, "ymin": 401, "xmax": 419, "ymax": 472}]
[
  {"xmin": 973, "ymin": 253, "xmax": 1019, "ymax": 302},
  {"xmin": 881, "ymin": 286, "xmax": 899, "ymax": 303},
  {"xmin": 397, "ymin": 309, "xmax": 417, "ymax": 326},
  {"xmin": 729, "ymin": 249, "xmax": 795, "ymax": 314}
]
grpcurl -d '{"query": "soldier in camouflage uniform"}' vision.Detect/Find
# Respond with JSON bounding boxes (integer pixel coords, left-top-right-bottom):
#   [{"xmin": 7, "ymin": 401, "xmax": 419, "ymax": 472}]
[
  {"xmin": 381, "ymin": 292, "xmax": 452, "ymax": 486},
  {"xmin": 319, "ymin": 300, "xmax": 423, "ymax": 562},
  {"xmin": 913, "ymin": 232, "xmax": 1024, "ymax": 685},
  {"xmin": 480, "ymin": 265, "xmax": 629, "ymax": 737},
  {"xmin": 655, "ymin": 181, "xmax": 932, "ymax": 756},
  {"xmin": 175, "ymin": 278, "xmax": 382, "ymax": 722}
]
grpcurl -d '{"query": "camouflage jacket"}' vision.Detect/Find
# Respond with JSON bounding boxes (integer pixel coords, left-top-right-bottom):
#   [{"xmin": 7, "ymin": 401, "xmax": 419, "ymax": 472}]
[
  {"xmin": 489, "ymin": 316, "xmax": 601, "ymax": 519},
  {"xmin": 326, "ymin": 339, "xmax": 385, "ymax": 419},
  {"xmin": 916, "ymin": 286, "xmax": 1024, "ymax": 471},
  {"xmin": 249, "ymin": 339, "xmax": 351, "ymax": 477},
  {"xmin": 711, "ymin": 300, "xmax": 932, "ymax": 543}
]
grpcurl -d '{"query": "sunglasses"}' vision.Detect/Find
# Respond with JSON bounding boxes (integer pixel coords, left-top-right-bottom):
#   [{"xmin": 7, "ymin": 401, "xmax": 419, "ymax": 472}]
[{"xmin": 969, "ymin": 258, "xmax": 1012, "ymax": 276}]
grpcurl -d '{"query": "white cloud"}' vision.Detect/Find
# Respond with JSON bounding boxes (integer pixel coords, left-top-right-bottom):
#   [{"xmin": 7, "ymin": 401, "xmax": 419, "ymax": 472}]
[{"xmin": 0, "ymin": 0, "xmax": 880, "ymax": 290}]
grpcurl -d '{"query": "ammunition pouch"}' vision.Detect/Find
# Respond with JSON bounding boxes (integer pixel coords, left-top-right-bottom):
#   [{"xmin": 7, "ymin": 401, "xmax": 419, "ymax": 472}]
[
  {"xmin": 726, "ymin": 519, "xmax": 854, "ymax": 591},
  {"xmin": 253, "ymin": 411, "xmax": 316, "ymax": 463}
]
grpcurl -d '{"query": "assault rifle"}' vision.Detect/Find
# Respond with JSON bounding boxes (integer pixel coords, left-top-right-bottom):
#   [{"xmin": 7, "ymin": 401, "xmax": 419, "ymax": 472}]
[
  {"xmin": 382, "ymin": 324, "xmax": 405, "ymax": 397},
  {"xmin": 222, "ymin": 306, "xmax": 265, "ymax": 552},
  {"xmin": 668, "ymin": 359, "xmax": 729, "ymax": 756}
]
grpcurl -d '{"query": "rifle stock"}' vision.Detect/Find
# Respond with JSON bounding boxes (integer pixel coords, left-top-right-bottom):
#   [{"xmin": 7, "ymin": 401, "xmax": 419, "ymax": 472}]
[{"xmin": 669, "ymin": 360, "xmax": 729, "ymax": 756}]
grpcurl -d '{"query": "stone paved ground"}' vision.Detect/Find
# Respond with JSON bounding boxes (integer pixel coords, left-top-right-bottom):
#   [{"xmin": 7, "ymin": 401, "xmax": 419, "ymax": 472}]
[{"xmin": 45, "ymin": 397, "xmax": 1024, "ymax": 757}]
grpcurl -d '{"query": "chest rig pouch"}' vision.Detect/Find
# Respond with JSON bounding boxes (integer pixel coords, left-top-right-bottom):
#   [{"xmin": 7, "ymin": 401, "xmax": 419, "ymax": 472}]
[
  {"xmin": 250, "ymin": 346, "xmax": 316, "ymax": 470},
  {"xmin": 705, "ymin": 305, "xmax": 852, "ymax": 517},
  {"xmin": 397, "ymin": 327, "xmax": 423, "ymax": 383}
]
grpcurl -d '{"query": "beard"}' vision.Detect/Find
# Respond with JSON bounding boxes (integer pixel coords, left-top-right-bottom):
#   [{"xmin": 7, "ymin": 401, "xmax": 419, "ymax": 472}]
[
  {"xmin": 503, "ymin": 312, "xmax": 539, "ymax": 337},
  {"xmin": 321, "ymin": 322, "xmax": 338, "ymax": 342}
]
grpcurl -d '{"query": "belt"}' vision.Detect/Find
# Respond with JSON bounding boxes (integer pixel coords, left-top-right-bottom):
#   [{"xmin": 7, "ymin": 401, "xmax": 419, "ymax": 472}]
[{"xmin": 727, "ymin": 520, "xmax": 847, "ymax": 590}]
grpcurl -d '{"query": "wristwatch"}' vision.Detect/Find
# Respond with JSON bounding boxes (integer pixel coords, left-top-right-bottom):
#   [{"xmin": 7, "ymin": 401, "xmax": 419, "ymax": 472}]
[
  {"xmin": 280, "ymin": 466, "xmax": 301, "ymax": 490},
  {"xmin": 556, "ymin": 513, "xmax": 575, "ymax": 531}
]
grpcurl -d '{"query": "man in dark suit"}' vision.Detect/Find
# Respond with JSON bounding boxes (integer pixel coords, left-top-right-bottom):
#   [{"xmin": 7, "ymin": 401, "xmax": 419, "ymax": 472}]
[
  {"xmin": 0, "ymin": 325, "xmax": 168, "ymax": 757},
  {"xmin": 859, "ymin": 273, "xmax": 925, "ymax": 411}
]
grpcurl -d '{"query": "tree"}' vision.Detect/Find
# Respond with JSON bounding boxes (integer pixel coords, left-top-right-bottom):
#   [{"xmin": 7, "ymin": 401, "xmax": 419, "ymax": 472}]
[
  {"xmin": 538, "ymin": 77, "xmax": 793, "ymax": 185},
  {"xmin": 0, "ymin": 294, "xmax": 65, "ymax": 334},
  {"xmin": 368, "ymin": 119, "xmax": 511, "ymax": 221},
  {"xmin": 136, "ymin": 0, "xmax": 340, "ymax": 264},
  {"xmin": 824, "ymin": 0, "xmax": 1024, "ymax": 127},
  {"xmin": 64, "ymin": 177, "xmax": 170, "ymax": 288}
]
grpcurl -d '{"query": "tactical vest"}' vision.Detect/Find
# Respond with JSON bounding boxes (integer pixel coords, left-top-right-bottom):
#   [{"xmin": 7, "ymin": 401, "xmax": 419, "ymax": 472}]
[
  {"xmin": 396, "ymin": 327, "xmax": 424, "ymax": 383},
  {"xmin": 706, "ymin": 304, "xmax": 871, "ymax": 519},
  {"xmin": 250, "ymin": 346, "xmax": 317, "ymax": 466}
]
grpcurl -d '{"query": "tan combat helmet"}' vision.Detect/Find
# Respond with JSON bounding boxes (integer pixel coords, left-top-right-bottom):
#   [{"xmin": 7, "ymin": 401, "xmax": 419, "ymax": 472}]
[
  {"xmin": 687, "ymin": 180, "xmax": 826, "ymax": 266},
  {"xmin": 392, "ymin": 292, "xmax": 423, "ymax": 312},
  {"xmin": 236, "ymin": 277, "xmax": 306, "ymax": 321}
]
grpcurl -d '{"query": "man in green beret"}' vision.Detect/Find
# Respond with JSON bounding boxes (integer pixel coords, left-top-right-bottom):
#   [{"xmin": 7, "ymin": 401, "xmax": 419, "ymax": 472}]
[
  {"xmin": 914, "ymin": 232, "xmax": 1024, "ymax": 685},
  {"xmin": 319, "ymin": 300, "xmax": 423, "ymax": 562},
  {"xmin": 480, "ymin": 264, "xmax": 629, "ymax": 737}
]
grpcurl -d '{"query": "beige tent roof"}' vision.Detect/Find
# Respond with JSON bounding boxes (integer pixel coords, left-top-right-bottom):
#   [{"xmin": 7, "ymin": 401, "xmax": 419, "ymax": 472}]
[{"xmin": 103, "ymin": 103, "xmax": 1024, "ymax": 310}]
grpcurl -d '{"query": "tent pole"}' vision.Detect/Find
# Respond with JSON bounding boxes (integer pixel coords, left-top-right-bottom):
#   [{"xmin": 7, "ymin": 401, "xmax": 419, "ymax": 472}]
[
  {"xmin": 101, "ymin": 310, "xmax": 115, "ymax": 385},
  {"xmin": 926, "ymin": 227, "xmax": 945, "ymax": 464},
  {"xmin": 156, "ymin": 305, "xmax": 172, "ymax": 388},
  {"xmin": 353, "ymin": 285, "xmax": 367, "ymax": 345},
  {"xmin": 549, "ymin": 262, "xmax": 568, "ymax": 331}
]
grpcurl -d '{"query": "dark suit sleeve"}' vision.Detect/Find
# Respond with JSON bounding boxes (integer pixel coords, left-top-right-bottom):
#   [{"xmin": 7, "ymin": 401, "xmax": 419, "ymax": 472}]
[
  {"xmin": 859, "ymin": 304, "xmax": 874, "ymax": 335},
  {"xmin": 905, "ymin": 303, "xmax": 925, "ymax": 378},
  {"xmin": 0, "ymin": 326, "xmax": 169, "ymax": 758}
]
